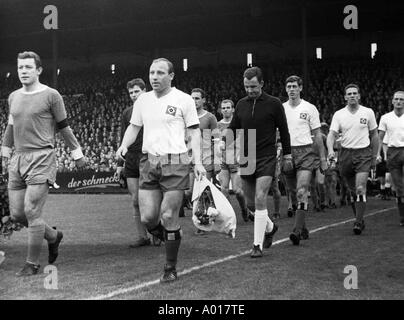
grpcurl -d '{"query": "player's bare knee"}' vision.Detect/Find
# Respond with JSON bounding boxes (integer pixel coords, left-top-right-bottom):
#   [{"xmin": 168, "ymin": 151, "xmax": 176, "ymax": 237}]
[
  {"xmin": 140, "ymin": 215, "xmax": 151, "ymax": 225},
  {"xmin": 296, "ymin": 187, "xmax": 308, "ymax": 202},
  {"xmin": 24, "ymin": 203, "xmax": 41, "ymax": 222},
  {"xmin": 356, "ymin": 185, "xmax": 366, "ymax": 195},
  {"xmin": 161, "ymin": 210, "xmax": 174, "ymax": 225}
]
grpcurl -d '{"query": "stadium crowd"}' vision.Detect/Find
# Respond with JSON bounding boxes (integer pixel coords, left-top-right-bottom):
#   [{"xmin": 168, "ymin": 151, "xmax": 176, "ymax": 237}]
[{"xmin": 1, "ymin": 53, "xmax": 403, "ymax": 172}]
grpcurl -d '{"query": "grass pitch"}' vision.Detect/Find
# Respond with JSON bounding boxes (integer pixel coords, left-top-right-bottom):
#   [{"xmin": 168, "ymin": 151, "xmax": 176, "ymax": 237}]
[{"xmin": 0, "ymin": 193, "xmax": 403, "ymax": 300}]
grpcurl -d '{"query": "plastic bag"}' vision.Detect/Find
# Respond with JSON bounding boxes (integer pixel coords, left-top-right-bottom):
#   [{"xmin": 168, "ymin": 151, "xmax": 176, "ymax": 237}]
[{"xmin": 192, "ymin": 176, "xmax": 237, "ymax": 238}]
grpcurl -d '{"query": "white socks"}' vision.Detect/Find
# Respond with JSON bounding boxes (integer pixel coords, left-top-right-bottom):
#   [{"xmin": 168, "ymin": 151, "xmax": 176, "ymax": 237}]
[{"xmin": 254, "ymin": 209, "xmax": 273, "ymax": 250}]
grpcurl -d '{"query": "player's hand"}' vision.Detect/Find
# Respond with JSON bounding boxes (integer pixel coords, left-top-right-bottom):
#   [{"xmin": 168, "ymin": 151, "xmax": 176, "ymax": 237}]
[
  {"xmin": 116, "ymin": 166, "xmax": 124, "ymax": 179},
  {"xmin": 282, "ymin": 154, "xmax": 294, "ymax": 174},
  {"xmin": 116, "ymin": 145, "xmax": 128, "ymax": 161},
  {"xmin": 371, "ymin": 157, "xmax": 377, "ymax": 171},
  {"xmin": 376, "ymin": 155, "xmax": 383, "ymax": 164},
  {"xmin": 194, "ymin": 163, "xmax": 206, "ymax": 180},
  {"xmin": 320, "ymin": 158, "xmax": 328, "ymax": 174},
  {"xmin": 75, "ymin": 157, "xmax": 86, "ymax": 168},
  {"xmin": 219, "ymin": 141, "xmax": 226, "ymax": 151},
  {"xmin": 327, "ymin": 152, "xmax": 336, "ymax": 165}
]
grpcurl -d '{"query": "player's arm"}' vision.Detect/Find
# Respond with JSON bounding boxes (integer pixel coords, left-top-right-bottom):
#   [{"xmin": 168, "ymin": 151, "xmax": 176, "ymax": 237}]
[
  {"xmin": 50, "ymin": 90, "xmax": 85, "ymax": 167},
  {"xmin": 274, "ymin": 100, "xmax": 291, "ymax": 157},
  {"xmin": 368, "ymin": 110, "xmax": 379, "ymax": 168},
  {"xmin": 312, "ymin": 127, "xmax": 327, "ymax": 172},
  {"xmin": 117, "ymin": 109, "xmax": 128, "ymax": 169},
  {"xmin": 117, "ymin": 97, "xmax": 143, "ymax": 160},
  {"xmin": 117, "ymin": 124, "xmax": 141, "ymax": 160},
  {"xmin": 221, "ymin": 104, "xmax": 241, "ymax": 150},
  {"xmin": 326, "ymin": 129, "xmax": 339, "ymax": 160},
  {"xmin": 376, "ymin": 130, "xmax": 386, "ymax": 163},
  {"xmin": 369, "ymin": 128, "xmax": 379, "ymax": 168},
  {"xmin": 188, "ymin": 125, "xmax": 206, "ymax": 178},
  {"xmin": 58, "ymin": 123, "xmax": 85, "ymax": 166},
  {"xmin": 209, "ymin": 116, "xmax": 222, "ymax": 162}
]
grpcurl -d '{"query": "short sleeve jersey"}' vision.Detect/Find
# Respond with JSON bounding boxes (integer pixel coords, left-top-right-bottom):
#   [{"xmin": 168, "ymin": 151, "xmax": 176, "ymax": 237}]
[
  {"xmin": 130, "ymin": 87, "xmax": 199, "ymax": 155},
  {"xmin": 282, "ymin": 99, "xmax": 321, "ymax": 146},
  {"xmin": 8, "ymin": 86, "xmax": 67, "ymax": 151},
  {"xmin": 378, "ymin": 111, "xmax": 404, "ymax": 147},
  {"xmin": 330, "ymin": 105, "xmax": 377, "ymax": 149}
]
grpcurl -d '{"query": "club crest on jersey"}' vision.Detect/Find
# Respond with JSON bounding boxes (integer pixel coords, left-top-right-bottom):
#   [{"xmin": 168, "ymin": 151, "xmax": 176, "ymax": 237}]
[
  {"xmin": 300, "ymin": 113, "xmax": 308, "ymax": 120},
  {"xmin": 360, "ymin": 118, "xmax": 367, "ymax": 124},
  {"xmin": 166, "ymin": 105, "xmax": 177, "ymax": 116}
]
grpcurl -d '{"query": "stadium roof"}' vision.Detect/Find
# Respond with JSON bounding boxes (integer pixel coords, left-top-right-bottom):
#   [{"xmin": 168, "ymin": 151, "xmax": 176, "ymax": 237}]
[{"xmin": 1, "ymin": 0, "xmax": 403, "ymax": 60}]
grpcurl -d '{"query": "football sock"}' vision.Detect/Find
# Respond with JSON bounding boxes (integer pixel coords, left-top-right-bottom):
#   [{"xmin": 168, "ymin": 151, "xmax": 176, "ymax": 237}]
[
  {"xmin": 294, "ymin": 202, "xmax": 307, "ymax": 231},
  {"xmin": 397, "ymin": 197, "xmax": 404, "ymax": 223},
  {"xmin": 27, "ymin": 223, "xmax": 45, "ymax": 265},
  {"xmin": 247, "ymin": 204, "xmax": 256, "ymax": 213},
  {"xmin": 265, "ymin": 212, "xmax": 274, "ymax": 233},
  {"xmin": 348, "ymin": 194, "xmax": 356, "ymax": 217},
  {"xmin": 355, "ymin": 194, "xmax": 366, "ymax": 222},
  {"xmin": 254, "ymin": 209, "xmax": 269, "ymax": 250},
  {"xmin": 44, "ymin": 224, "xmax": 58, "ymax": 243},
  {"xmin": 164, "ymin": 228, "xmax": 182, "ymax": 268},
  {"xmin": 273, "ymin": 190, "xmax": 281, "ymax": 216},
  {"xmin": 318, "ymin": 184, "xmax": 326, "ymax": 206}
]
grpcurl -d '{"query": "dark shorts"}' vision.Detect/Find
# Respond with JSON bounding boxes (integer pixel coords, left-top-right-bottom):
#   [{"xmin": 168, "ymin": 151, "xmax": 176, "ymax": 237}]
[
  {"xmin": 387, "ymin": 147, "xmax": 404, "ymax": 195},
  {"xmin": 239, "ymin": 155, "xmax": 277, "ymax": 180},
  {"xmin": 124, "ymin": 151, "xmax": 141, "ymax": 178},
  {"xmin": 8, "ymin": 148, "xmax": 57, "ymax": 190},
  {"xmin": 339, "ymin": 146, "xmax": 372, "ymax": 177},
  {"xmin": 220, "ymin": 162, "xmax": 239, "ymax": 173},
  {"xmin": 386, "ymin": 147, "xmax": 404, "ymax": 171},
  {"xmin": 139, "ymin": 153, "xmax": 191, "ymax": 192},
  {"xmin": 190, "ymin": 163, "xmax": 215, "ymax": 175},
  {"xmin": 283, "ymin": 144, "xmax": 318, "ymax": 177}
]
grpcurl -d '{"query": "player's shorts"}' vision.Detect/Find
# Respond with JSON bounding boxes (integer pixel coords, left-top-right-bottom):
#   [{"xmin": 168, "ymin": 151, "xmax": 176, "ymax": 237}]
[
  {"xmin": 8, "ymin": 148, "xmax": 57, "ymax": 190},
  {"xmin": 220, "ymin": 161, "xmax": 239, "ymax": 173},
  {"xmin": 239, "ymin": 154, "xmax": 277, "ymax": 180},
  {"xmin": 386, "ymin": 147, "xmax": 404, "ymax": 171},
  {"xmin": 139, "ymin": 152, "xmax": 191, "ymax": 192},
  {"xmin": 190, "ymin": 163, "xmax": 215, "ymax": 176},
  {"xmin": 339, "ymin": 146, "xmax": 372, "ymax": 177},
  {"xmin": 386, "ymin": 147, "xmax": 404, "ymax": 195},
  {"xmin": 124, "ymin": 151, "xmax": 141, "ymax": 179},
  {"xmin": 283, "ymin": 144, "xmax": 318, "ymax": 177}
]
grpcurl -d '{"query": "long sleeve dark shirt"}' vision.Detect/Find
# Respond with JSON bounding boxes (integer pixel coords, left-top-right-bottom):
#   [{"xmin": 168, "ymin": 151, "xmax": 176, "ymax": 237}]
[
  {"xmin": 117, "ymin": 105, "xmax": 143, "ymax": 166},
  {"xmin": 228, "ymin": 91, "xmax": 291, "ymax": 158}
]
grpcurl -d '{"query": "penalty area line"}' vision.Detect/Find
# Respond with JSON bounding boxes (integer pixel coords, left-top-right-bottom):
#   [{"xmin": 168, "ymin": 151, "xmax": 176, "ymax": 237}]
[{"xmin": 86, "ymin": 206, "xmax": 395, "ymax": 300}]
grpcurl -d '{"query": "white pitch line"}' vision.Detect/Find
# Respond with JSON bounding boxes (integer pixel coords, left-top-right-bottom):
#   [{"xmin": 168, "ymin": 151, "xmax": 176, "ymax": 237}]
[{"xmin": 86, "ymin": 206, "xmax": 395, "ymax": 300}]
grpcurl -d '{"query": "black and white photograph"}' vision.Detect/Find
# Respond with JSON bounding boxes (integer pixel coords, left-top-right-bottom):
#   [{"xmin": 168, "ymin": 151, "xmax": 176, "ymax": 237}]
[{"xmin": 0, "ymin": 0, "xmax": 403, "ymax": 305}]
